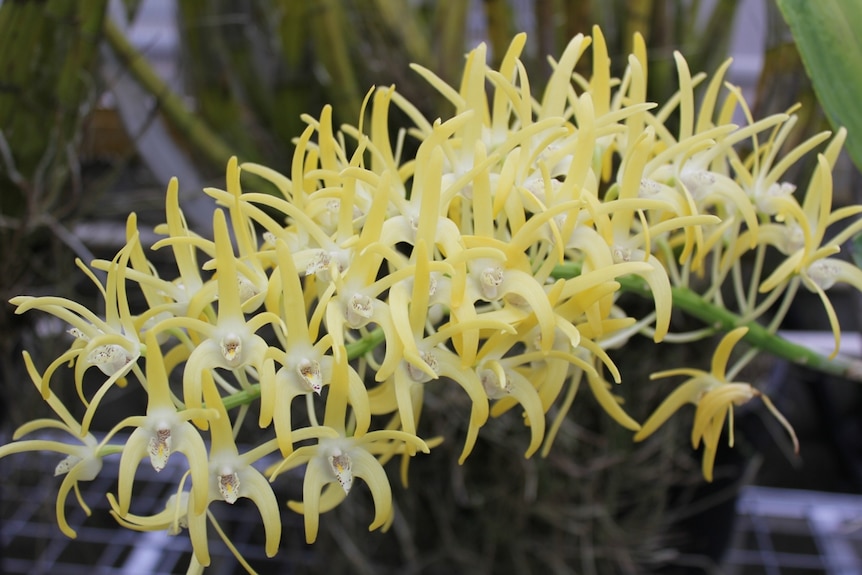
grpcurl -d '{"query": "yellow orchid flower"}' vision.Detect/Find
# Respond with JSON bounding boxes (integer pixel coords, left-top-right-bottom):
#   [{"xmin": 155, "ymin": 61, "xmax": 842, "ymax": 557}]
[
  {"xmin": 10, "ymin": 229, "xmax": 145, "ymax": 435},
  {"xmin": 634, "ymin": 327, "xmax": 798, "ymax": 481},
  {"xmin": 110, "ymin": 330, "xmax": 216, "ymax": 517},
  {"xmin": 756, "ymin": 139, "xmax": 862, "ymax": 357},
  {"xmin": 145, "ymin": 177, "xmax": 214, "ymax": 318},
  {"xmin": 107, "ymin": 490, "xmax": 258, "ymax": 575},
  {"xmin": 153, "ymin": 209, "xmax": 280, "ymax": 427},
  {"xmin": 0, "ymin": 352, "xmax": 113, "ymax": 538},
  {"xmin": 8, "ymin": 26, "xmax": 862, "ymax": 571},
  {"xmin": 165, "ymin": 368, "xmax": 284, "ymax": 567},
  {"xmin": 108, "ymin": 490, "xmax": 191, "ymax": 537},
  {"xmin": 262, "ymin": 239, "xmax": 370, "ymax": 455},
  {"xmin": 269, "ymin": 425, "xmax": 429, "ymax": 544},
  {"xmin": 375, "ymin": 240, "xmax": 498, "ymax": 462},
  {"xmin": 114, "ymin": 179, "xmax": 214, "ymax": 327},
  {"xmin": 202, "ymin": 157, "xmax": 275, "ymax": 312}
]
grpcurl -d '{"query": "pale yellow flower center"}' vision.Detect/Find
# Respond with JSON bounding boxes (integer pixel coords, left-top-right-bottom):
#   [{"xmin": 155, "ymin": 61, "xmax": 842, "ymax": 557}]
[
  {"xmin": 480, "ymin": 368, "xmax": 510, "ymax": 399},
  {"xmin": 755, "ymin": 181, "xmax": 796, "ymax": 215},
  {"xmin": 220, "ymin": 334, "xmax": 242, "ymax": 365},
  {"xmin": 346, "ymin": 293, "xmax": 375, "ymax": 328},
  {"xmin": 612, "ymin": 246, "xmax": 632, "ymax": 263},
  {"xmin": 328, "ymin": 450, "xmax": 353, "ymax": 494},
  {"xmin": 237, "ymin": 275, "xmax": 259, "ymax": 304},
  {"xmin": 406, "ymin": 350, "xmax": 438, "ymax": 383},
  {"xmin": 87, "ymin": 344, "xmax": 133, "ymax": 376},
  {"xmin": 681, "ymin": 169, "xmax": 716, "ymax": 200},
  {"xmin": 297, "ymin": 358, "xmax": 323, "ymax": 394},
  {"xmin": 54, "ymin": 454, "xmax": 82, "ymax": 476},
  {"xmin": 639, "ymin": 178, "xmax": 661, "ymax": 197},
  {"xmin": 218, "ymin": 468, "xmax": 241, "ymax": 504},
  {"xmin": 147, "ymin": 426, "xmax": 172, "ymax": 472},
  {"xmin": 479, "ymin": 266, "xmax": 505, "ymax": 300},
  {"xmin": 807, "ymin": 259, "xmax": 841, "ymax": 290}
]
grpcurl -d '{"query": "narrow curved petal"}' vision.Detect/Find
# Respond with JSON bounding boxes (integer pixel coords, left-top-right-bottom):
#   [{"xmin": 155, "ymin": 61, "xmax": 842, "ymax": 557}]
[
  {"xmin": 584, "ymin": 370, "xmax": 641, "ymax": 432},
  {"xmin": 634, "ymin": 378, "xmax": 705, "ymax": 441},
  {"xmin": 288, "ymin": 483, "xmax": 348, "ymax": 519},
  {"xmin": 350, "ymin": 449, "xmax": 394, "ymax": 532},
  {"xmin": 698, "ymin": 407, "xmax": 730, "ymax": 482},
  {"xmin": 0, "ymin": 439, "xmax": 82, "ymax": 459},
  {"xmin": 174, "ymin": 422, "xmax": 212, "ymax": 516},
  {"xmin": 298, "ymin": 457, "xmax": 331, "ymax": 543},
  {"xmin": 711, "ymin": 327, "xmax": 749, "ymax": 381},
  {"xmin": 802, "ymin": 276, "xmax": 842, "ymax": 359},
  {"xmin": 499, "ymin": 269, "xmax": 557, "ymax": 352},
  {"xmin": 435, "ymin": 349, "xmax": 489, "ymax": 462},
  {"xmin": 56, "ymin": 457, "xmax": 102, "ymax": 538},
  {"xmin": 187, "ymin": 507, "xmax": 211, "ymax": 566},
  {"xmin": 692, "ymin": 384, "xmax": 753, "ymax": 448},
  {"xmin": 117, "ymin": 428, "xmax": 150, "ymax": 515},
  {"xmin": 504, "ymin": 369, "xmax": 547, "ymax": 458},
  {"xmin": 240, "ymin": 469, "xmax": 282, "ymax": 557},
  {"xmin": 759, "ymin": 251, "xmax": 803, "ymax": 293},
  {"xmin": 107, "ymin": 492, "xmax": 189, "ymax": 533}
]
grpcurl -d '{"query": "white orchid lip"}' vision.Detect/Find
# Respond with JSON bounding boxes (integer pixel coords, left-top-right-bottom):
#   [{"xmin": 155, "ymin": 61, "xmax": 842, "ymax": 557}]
[
  {"xmin": 87, "ymin": 343, "xmax": 134, "ymax": 376},
  {"xmin": 807, "ymin": 259, "xmax": 841, "ymax": 290},
  {"xmin": 406, "ymin": 350, "xmax": 439, "ymax": 383},
  {"xmin": 346, "ymin": 293, "xmax": 375, "ymax": 328},
  {"xmin": 297, "ymin": 358, "xmax": 323, "ymax": 394},
  {"xmin": 328, "ymin": 450, "xmax": 353, "ymax": 494},
  {"xmin": 479, "ymin": 368, "xmax": 510, "ymax": 400},
  {"xmin": 218, "ymin": 468, "xmax": 241, "ymax": 504},
  {"xmin": 478, "ymin": 265, "xmax": 505, "ymax": 300},
  {"xmin": 147, "ymin": 427, "xmax": 172, "ymax": 472},
  {"xmin": 220, "ymin": 333, "xmax": 242, "ymax": 364}
]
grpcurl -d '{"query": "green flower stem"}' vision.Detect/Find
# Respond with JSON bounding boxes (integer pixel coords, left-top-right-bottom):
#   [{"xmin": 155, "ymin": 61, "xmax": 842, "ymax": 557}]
[
  {"xmin": 220, "ymin": 328, "xmax": 387, "ymax": 411},
  {"xmin": 221, "ymin": 383, "xmax": 262, "ymax": 412},
  {"xmin": 102, "ymin": 19, "xmax": 234, "ymax": 168},
  {"xmin": 221, "ymin": 260, "xmax": 862, "ymax": 412},
  {"xmin": 345, "ymin": 327, "xmax": 387, "ymax": 359},
  {"xmin": 552, "ymin": 262, "xmax": 862, "ymax": 381}
]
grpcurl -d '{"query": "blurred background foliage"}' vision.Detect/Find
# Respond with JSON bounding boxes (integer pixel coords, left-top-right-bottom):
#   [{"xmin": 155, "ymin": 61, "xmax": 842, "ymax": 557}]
[{"xmin": 1, "ymin": 1, "xmax": 859, "ymax": 573}]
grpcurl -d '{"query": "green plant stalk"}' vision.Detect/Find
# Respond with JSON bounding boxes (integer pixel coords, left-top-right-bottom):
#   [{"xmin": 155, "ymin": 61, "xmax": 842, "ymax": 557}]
[
  {"xmin": 102, "ymin": 18, "xmax": 235, "ymax": 168},
  {"xmin": 57, "ymin": 1, "xmax": 108, "ymax": 133},
  {"xmin": 552, "ymin": 262, "xmax": 862, "ymax": 381},
  {"xmin": 221, "ymin": 260, "xmax": 862, "ymax": 413},
  {"xmin": 311, "ymin": 0, "xmax": 364, "ymax": 127},
  {"xmin": 483, "ymin": 0, "xmax": 513, "ymax": 72},
  {"xmin": 691, "ymin": 0, "xmax": 740, "ymax": 78},
  {"xmin": 623, "ymin": 0, "xmax": 653, "ymax": 55},
  {"xmin": 176, "ymin": 3, "xmax": 259, "ymax": 162},
  {"xmin": 434, "ymin": 0, "xmax": 470, "ymax": 88},
  {"xmin": 271, "ymin": 0, "xmax": 315, "ymax": 154},
  {"xmin": 221, "ymin": 327, "xmax": 387, "ymax": 411},
  {"xmin": 371, "ymin": 0, "xmax": 431, "ymax": 67}
]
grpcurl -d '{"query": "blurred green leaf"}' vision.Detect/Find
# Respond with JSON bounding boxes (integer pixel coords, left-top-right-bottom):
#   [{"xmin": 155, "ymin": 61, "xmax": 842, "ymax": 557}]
[
  {"xmin": 777, "ymin": 0, "xmax": 862, "ymax": 170},
  {"xmin": 852, "ymin": 233, "xmax": 862, "ymax": 269}
]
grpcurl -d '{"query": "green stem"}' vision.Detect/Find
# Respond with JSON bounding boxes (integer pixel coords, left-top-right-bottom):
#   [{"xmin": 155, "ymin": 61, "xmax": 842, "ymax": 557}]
[
  {"xmin": 221, "ymin": 384, "xmax": 261, "ymax": 412},
  {"xmin": 345, "ymin": 327, "xmax": 387, "ymax": 358},
  {"xmin": 221, "ymin": 327, "xmax": 387, "ymax": 411},
  {"xmin": 222, "ymin": 261, "xmax": 862, "ymax": 411},
  {"xmin": 102, "ymin": 19, "xmax": 235, "ymax": 168},
  {"xmin": 552, "ymin": 262, "xmax": 862, "ymax": 381}
]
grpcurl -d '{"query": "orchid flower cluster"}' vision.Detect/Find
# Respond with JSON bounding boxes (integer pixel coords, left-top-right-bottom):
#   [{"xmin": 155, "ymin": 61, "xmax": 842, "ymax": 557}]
[{"xmin": 4, "ymin": 28, "xmax": 862, "ymax": 572}]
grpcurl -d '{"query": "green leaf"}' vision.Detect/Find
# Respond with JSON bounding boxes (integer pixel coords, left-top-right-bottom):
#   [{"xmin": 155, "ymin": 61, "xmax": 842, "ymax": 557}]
[
  {"xmin": 852, "ymin": 232, "xmax": 862, "ymax": 269},
  {"xmin": 777, "ymin": 0, "xmax": 862, "ymax": 170}
]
